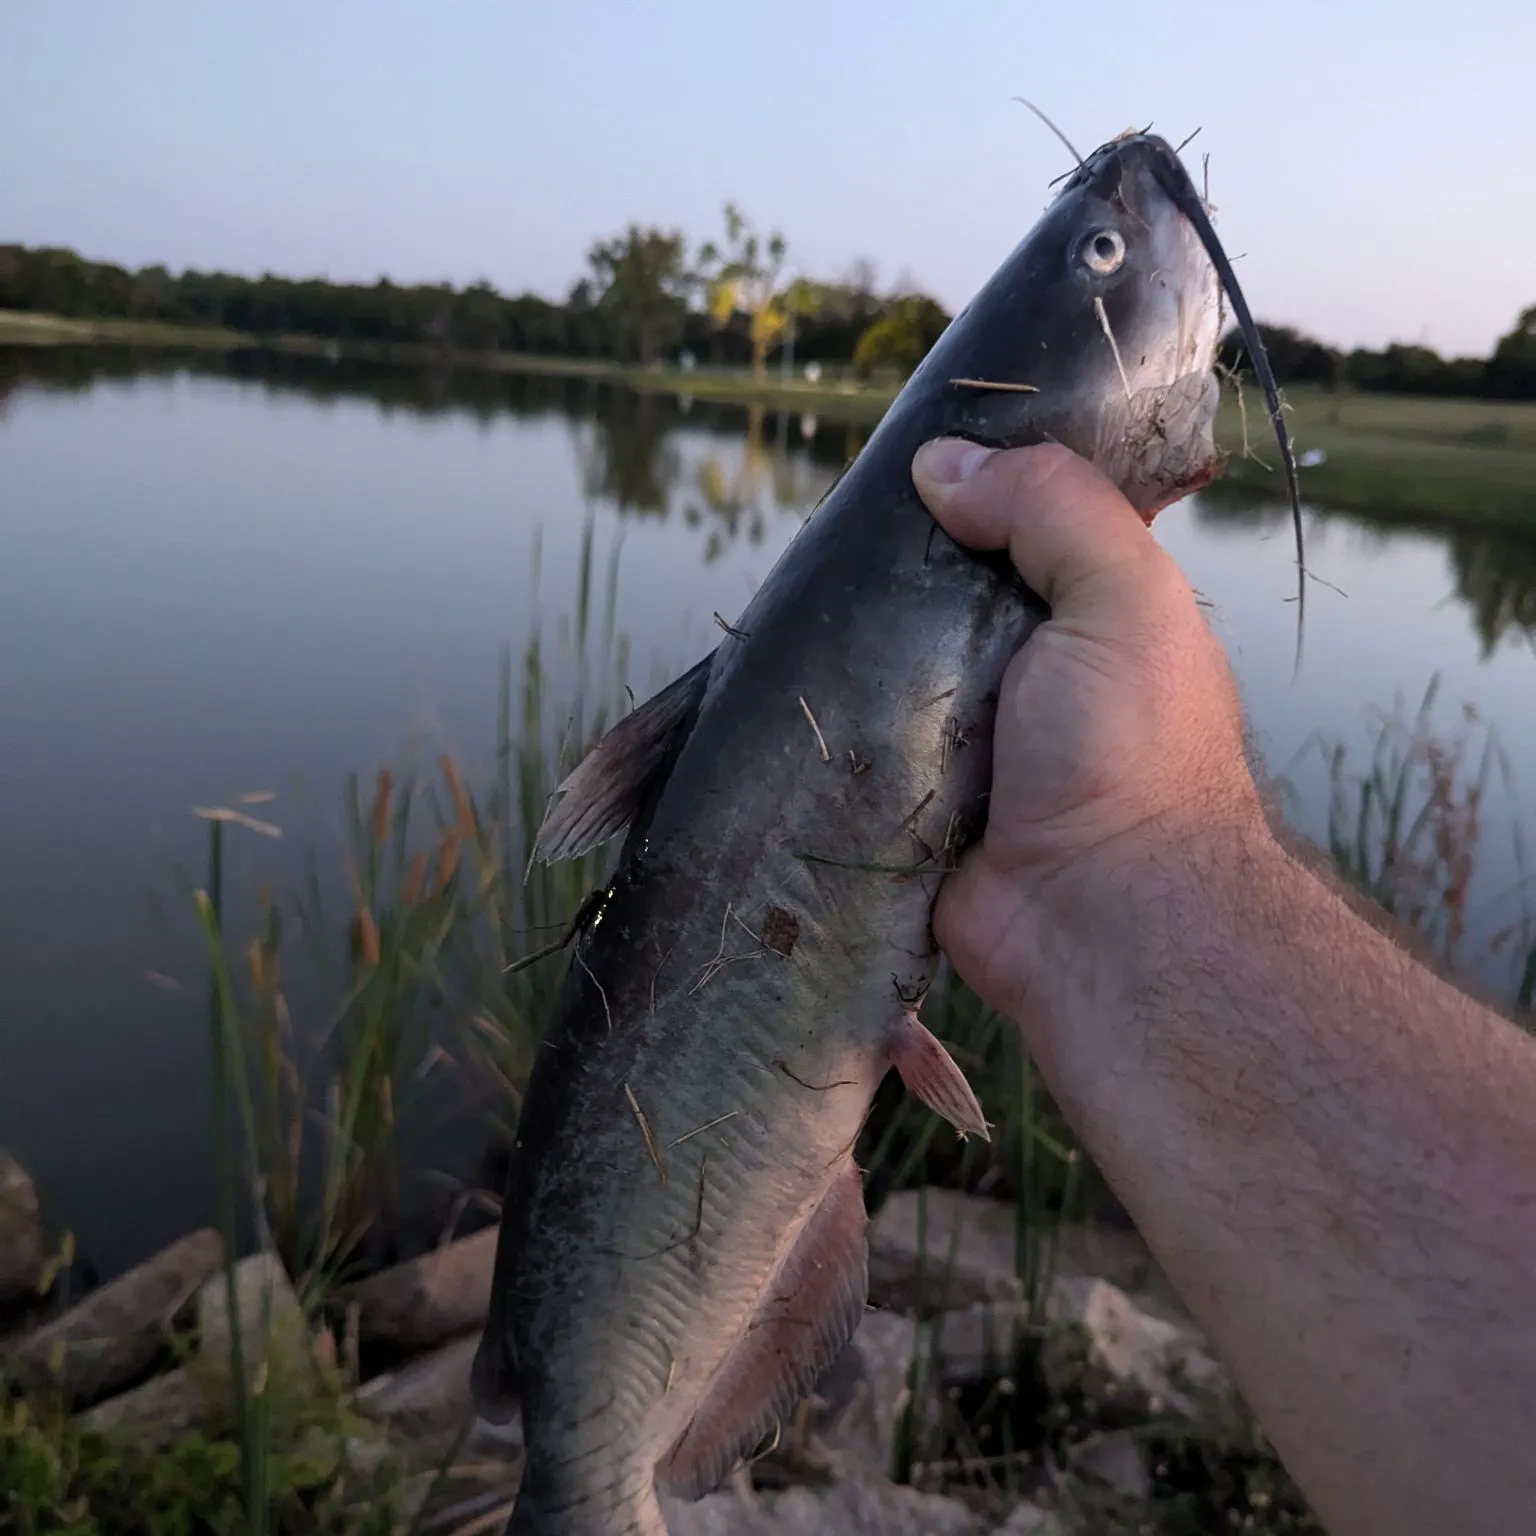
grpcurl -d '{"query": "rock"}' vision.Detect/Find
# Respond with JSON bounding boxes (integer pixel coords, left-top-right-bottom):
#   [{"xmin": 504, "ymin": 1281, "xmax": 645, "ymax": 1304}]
[
  {"xmin": 786, "ymin": 1299, "xmax": 1067, "ymax": 1486},
  {"xmin": 869, "ymin": 1189, "xmax": 1168, "ymax": 1316},
  {"xmin": 0, "ymin": 1149, "xmax": 45, "ymax": 1304},
  {"xmin": 1044, "ymin": 1275, "xmax": 1240, "ymax": 1434},
  {"xmin": 78, "ymin": 1365, "xmax": 208, "ymax": 1445},
  {"xmin": 806, "ymin": 1308, "xmax": 921, "ymax": 1479},
  {"xmin": 198, "ymin": 1250, "xmax": 313, "ymax": 1383},
  {"xmin": 1067, "ymin": 1428, "xmax": 1150, "ymax": 1504},
  {"xmin": 355, "ymin": 1333, "xmax": 481, "ymax": 1433},
  {"xmin": 80, "ymin": 1251, "xmax": 317, "ymax": 1445},
  {"xmin": 3, "ymin": 1229, "xmax": 223, "ymax": 1404},
  {"xmin": 993, "ymin": 1501, "xmax": 1076, "ymax": 1535},
  {"xmin": 662, "ymin": 1477, "xmax": 986, "ymax": 1536},
  {"xmin": 922, "ymin": 1300, "xmax": 1033, "ymax": 1384},
  {"xmin": 765, "ymin": 1479, "xmax": 985, "ymax": 1535},
  {"xmin": 336, "ymin": 1228, "xmax": 495, "ymax": 1352},
  {"xmin": 660, "ymin": 1480, "xmax": 762, "ymax": 1536},
  {"xmin": 354, "ymin": 1330, "xmax": 521, "ymax": 1459}
]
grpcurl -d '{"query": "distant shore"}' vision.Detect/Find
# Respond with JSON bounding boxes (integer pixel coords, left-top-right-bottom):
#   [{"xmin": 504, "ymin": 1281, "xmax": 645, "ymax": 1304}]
[{"xmin": 5, "ymin": 308, "xmax": 1535, "ymax": 528}]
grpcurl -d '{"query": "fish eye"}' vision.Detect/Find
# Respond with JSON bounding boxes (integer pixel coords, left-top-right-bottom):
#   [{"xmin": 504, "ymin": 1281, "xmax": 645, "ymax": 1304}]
[{"xmin": 1081, "ymin": 229, "xmax": 1126, "ymax": 276}]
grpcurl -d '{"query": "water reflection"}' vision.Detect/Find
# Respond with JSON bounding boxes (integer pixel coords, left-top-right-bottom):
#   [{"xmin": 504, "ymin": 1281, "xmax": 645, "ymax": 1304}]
[
  {"xmin": 687, "ymin": 402, "xmax": 836, "ymax": 562},
  {"xmin": 1, "ymin": 345, "xmax": 866, "ymax": 564},
  {"xmin": 572, "ymin": 389, "xmax": 680, "ymax": 514},
  {"xmin": 1449, "ymin": 533, "xmax": 1536, "ymax": 657},
  {"xmin": 1195, "ymin": 478, "xmax": 1536, "ymax": 658},
  {"xmin": 5, "ymin": 347, "xmax": 1533, "ymax": 660}
]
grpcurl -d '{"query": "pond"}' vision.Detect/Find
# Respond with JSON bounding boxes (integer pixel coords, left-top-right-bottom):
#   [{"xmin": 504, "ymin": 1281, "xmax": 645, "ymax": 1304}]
[{"xmin": 3, "ymin": 346, "xmax": 1534, "ymax": 1283}]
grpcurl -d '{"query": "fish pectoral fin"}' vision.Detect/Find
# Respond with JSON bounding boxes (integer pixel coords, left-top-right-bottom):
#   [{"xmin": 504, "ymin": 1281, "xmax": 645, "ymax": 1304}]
[
  {"xmin": 890, "ymin": 1009, "xmax": 991, "ymax": 1141},
  {"xmin": 655, "ymin": 1161, "xmax": 869, "ymax": 1502},
  {"xmin": 535, "ymin": 651, "xmax": 715, "ymax": 863}
]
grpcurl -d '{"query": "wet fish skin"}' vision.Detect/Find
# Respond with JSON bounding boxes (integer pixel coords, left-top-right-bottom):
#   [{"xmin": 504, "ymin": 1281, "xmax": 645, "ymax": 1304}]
[{"xmin": 474, "ymin": 132, "xmax": 1228, "ymax": 1536}]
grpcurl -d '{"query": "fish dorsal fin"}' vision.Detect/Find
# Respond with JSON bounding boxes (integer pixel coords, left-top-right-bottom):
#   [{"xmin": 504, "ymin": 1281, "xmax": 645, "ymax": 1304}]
[
  {"xmin": 535, "ymin": 652, "xmax": 714, "ymax": 863},
  {"xmin": 890, "ymin": 1010, "xmax": 990, "ymax": 1141},
  {"xmin": 656, "ymin": 1162, "xmax": 869, "ymax": 1500}
]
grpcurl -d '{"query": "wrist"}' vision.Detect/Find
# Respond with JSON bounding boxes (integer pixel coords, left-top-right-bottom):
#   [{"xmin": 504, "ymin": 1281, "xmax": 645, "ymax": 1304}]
[{"xmin": 1013, "ymin": 809, "xmax": 1289, "ymax": 1087}]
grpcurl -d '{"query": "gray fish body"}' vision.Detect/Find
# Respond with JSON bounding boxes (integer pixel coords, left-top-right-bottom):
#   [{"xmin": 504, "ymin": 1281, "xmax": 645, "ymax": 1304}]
[{"xmin": 475, "ymin": 133, "xmax": 1230, "ymax": 1536}]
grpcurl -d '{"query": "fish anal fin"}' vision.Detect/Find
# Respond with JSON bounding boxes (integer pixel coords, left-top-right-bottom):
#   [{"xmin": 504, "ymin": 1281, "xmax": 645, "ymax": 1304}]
[
  {"xmin": 890, "ymin": 1009, "xmax": 990, "ymax": 1141},
  {"xmin": 656, "ymin": 1161, "xmax": 869, "ymax": 1501},
  {"xmin": 535, "ymin": 652, "xmax": 713, "ymax": 863}
]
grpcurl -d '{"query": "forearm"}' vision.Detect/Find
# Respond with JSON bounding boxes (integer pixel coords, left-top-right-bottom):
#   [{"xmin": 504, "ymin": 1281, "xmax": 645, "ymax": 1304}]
[{"xmin": 1026, "ymin": 822, "xmax": 1536, "ymax": 1535}]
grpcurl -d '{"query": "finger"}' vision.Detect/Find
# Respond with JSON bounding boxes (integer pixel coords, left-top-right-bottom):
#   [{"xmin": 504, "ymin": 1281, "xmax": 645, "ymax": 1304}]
[{"xmin": 912, "ymin": 439, "xmax": 1183, "ymax": 616}]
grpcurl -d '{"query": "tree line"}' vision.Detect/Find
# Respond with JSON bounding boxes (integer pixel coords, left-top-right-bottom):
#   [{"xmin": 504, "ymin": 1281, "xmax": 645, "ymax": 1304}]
[
  {"xmin": 1218, "ymin": 316, "xmax": 1536, "ymax": 401},
  {"xmin": 0, "ymin": 205, "xmax": 947, "ymax": 382},
  {"xmin": 1, "ymin": 210, "xmax": 1532, "ymax": 399}
]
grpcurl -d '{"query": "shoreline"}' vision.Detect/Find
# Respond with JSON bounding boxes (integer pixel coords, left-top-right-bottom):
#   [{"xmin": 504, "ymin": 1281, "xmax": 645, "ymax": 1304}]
[{"xmin": 5, "ymin": 308, "xmax": 1536, "ymax": 528}]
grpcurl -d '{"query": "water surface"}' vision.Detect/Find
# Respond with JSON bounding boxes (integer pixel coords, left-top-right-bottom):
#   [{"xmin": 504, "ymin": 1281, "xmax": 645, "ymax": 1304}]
[{"xmin": 3, "ymin": 348, "xmax": 1532, "ymax": 1279}]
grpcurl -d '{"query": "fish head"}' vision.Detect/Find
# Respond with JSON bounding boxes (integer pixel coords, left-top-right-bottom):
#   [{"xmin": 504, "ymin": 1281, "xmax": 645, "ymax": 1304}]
[{"xmin": 928, "ymin": 131, "xmax": 1230, "ymax": 521}]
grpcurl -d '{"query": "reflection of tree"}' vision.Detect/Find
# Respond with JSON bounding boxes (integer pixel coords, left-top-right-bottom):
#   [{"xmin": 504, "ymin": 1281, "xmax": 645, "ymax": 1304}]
[
  {"xmin": 685, "ymin": 404, "xmax": 831, "ymax": 562},
  {"xmin": 1, "ymin": 346, "xmax": 857, "ymax": 564},
  {"xmin": 1193, "ymin": 482, "xmax": 1536, "ymax": 659},
  {"xmin": 573, "ymin": 389, "xmax": 681, "ymax": 514},
  {"xmin": 0, "ymin": 341, "xmax": 601, "ymax": 422},
  {"xmin": 1448, "ymin": 529, "xmax": 1536, "ymax": 657}
]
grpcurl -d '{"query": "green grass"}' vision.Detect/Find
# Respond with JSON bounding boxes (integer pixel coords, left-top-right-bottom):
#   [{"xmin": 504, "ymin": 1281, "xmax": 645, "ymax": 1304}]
[
  {"xmin": 171, "ymin": 514, "xmax": 628, "ymax": 1305},
  {"xmin": 0, "ymin": 310, "xmax": 897, "ymax": 418},
  {"xmin": 1287, "ymin": 672, "xmax": 1535, "ymax": 1003},
  {"xmin": 0, "ymin": 310, "xmax": 255, "ymax": 351},
  {"xmin": 489, "ymin": 353, "xmax": 896, "ymax": 419},
  {"xmin": 1215, "ymin": 383, "xmax": 1536, "ymax": 527},
  {"xmin": 0, "ymin": 1388, "xmax": 416, "ymax": 1536}
]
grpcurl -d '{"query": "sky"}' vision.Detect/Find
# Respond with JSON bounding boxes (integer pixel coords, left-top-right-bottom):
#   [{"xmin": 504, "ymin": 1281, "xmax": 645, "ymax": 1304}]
[{"xmin": 3, "ymin": 0, "xmax": 1532, "ymax": 359}]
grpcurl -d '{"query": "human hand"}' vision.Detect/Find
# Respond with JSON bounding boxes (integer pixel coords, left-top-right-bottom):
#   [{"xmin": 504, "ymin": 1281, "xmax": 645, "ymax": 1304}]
[{"xmin": 910, "ymin": 439, "xmax": 1266, "ymax": 1027}]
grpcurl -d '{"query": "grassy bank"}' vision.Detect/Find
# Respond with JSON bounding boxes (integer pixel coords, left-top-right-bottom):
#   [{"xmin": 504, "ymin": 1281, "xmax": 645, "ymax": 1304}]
[
  {"xmin": 0, "ymin": 309, "xmax": 893, "ymax": 420},
  {"xmin": 1216, "ymin": 384, "xmax": 1536, "ymax": 528},
  {"xmin": 0, "ymin": 309, "xmax": 256, "ymax": 352}
]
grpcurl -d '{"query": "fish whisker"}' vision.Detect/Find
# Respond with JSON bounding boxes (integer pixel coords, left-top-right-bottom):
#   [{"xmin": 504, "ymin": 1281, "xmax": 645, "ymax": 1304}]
[
  {"xmin": 1148, "ymin": 147, "xmax": 1309, "ymax": 677},
  {"xmin": 1011, "ymin": 95, "xmax": 1085, "ymax": 167}
]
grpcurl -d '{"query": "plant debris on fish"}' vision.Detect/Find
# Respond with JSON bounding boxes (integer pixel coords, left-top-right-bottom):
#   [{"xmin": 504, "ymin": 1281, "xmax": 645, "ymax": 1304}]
[{"xmin": 472, "ymin": 127, "xmax": 1302, "ymax": 1536}]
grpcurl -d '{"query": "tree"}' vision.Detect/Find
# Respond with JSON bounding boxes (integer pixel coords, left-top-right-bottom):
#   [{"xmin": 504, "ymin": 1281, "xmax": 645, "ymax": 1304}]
[
  {"xmin": 1486, "ymin": 305, "xmax": 1536, "ymax": 401},
  {"xmin": 1218, "ymin": 323, "xmax": 1340, "ymax": 388},
  {"xmin": 778, "ymin": 276, "xmax": 823, "ymax": 378},
  {"xmin": 851, "ymin": 295, "xmax": 950, "ymax": 380},
  {"xmin": 698, "ymin": 203, "xmax": 789, "ymax": 378},
  {"xmin": 585, "ymin": 225, "xmax": 691, "ymax": 364}
]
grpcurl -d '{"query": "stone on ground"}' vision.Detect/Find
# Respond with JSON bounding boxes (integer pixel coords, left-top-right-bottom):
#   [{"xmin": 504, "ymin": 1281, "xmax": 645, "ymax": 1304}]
[{"xmin": 3, "ymin": 1228, "xmax": 222, "ymax": 1404}]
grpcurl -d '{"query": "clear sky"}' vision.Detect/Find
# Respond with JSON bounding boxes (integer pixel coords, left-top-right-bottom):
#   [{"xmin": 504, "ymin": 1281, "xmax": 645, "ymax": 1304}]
[{"xmin": 4, "ymin": 0, "xmax": 1531, "ymax": 358}]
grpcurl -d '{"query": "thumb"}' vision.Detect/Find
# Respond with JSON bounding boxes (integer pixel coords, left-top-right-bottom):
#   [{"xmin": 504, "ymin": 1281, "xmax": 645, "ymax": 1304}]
[{"xmin": 911, "ymin": 439, "xmax": 1187, "ymax": 621}]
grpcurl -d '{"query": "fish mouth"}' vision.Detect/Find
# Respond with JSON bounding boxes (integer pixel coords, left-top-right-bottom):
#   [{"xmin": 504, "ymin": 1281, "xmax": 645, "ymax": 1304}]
[
  {"xmin": 1089, "ymin": 179, "xmax": 1226, "ymax": 523},
  {"xmin": 1042, "ymin": 134, "xmax": 1239, "ymax": 527}
]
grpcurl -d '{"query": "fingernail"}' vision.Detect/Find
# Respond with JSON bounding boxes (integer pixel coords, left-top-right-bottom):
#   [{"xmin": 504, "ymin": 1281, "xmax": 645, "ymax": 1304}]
[{"xmin": 914, "ymin": 437, "xmax": 995, "ymax": 489}]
